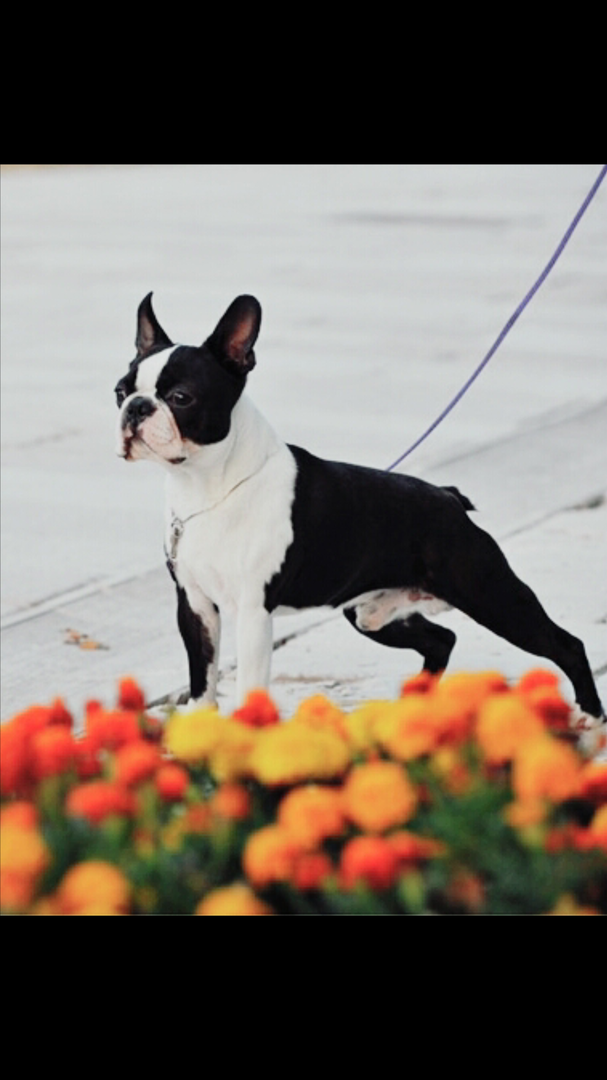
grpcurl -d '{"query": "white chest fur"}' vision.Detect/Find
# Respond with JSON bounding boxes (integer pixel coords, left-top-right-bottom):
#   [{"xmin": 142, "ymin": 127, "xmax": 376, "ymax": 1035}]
[{"xmin": 165, "ymin": 398, "xmax": 297, "ymax": 618}]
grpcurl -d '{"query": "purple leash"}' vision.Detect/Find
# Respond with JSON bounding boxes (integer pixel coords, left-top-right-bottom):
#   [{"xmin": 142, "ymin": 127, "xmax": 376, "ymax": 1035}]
[{"xmin": 386, "ymin": 165, "xmax": 607, "ymax": 473}]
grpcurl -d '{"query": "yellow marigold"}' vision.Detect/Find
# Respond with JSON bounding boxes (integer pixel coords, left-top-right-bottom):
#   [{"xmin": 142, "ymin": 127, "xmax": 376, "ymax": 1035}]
[
  {"xmin": 0, "ymin": 817, "xmax": 51, "ymax": 913},
  {"xmin": 341, "ymin": 760, "xmax": 418, "ymax": 833},
  {"xmin": 512, "ymin": 733, "xmax": 582, "ymax": 804},
  {"xmin": 242, "ymin": 824, "xmax": 305, "ymax": 888},
  {"xmin": 163, "ymin": 707, "xmax": 226, "ymax": 764},
  {"xmin": 431, "ymin": 746, "xmax": 473, "ymax": 795},
  {"xmin": 56, "ymin": 860, "xmax": 131, "ymax": 915},
  {"xmin": 343, "ymin": 701, "xmax": 391, "ymax": 754},
  {"xmin": 0, "ymin": 820, "xmax": 50, "ymax": 880},
  {"xmin": 195, "ymin": 882, "xmax": 274, "ymax": 915},
  {"xmin": 208, "ymin": 719, "xmax": 259, "ymax": 782},
  {"xmin": 248, "ymin": 724, "xmax": 350, "ymax": 786},
  {"xmin": 277, "ymin": 784, "xmax": 345, "ymax": 847},
  {"xmin": 475, "ymin": 693, "xmax": 546, "ymax": 764}
]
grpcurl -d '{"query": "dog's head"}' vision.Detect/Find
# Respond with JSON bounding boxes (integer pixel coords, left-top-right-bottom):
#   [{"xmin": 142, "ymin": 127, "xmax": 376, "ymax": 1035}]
[{"xmin": 115, "ymin": 294, "xmax": 261, "ymax": 466}]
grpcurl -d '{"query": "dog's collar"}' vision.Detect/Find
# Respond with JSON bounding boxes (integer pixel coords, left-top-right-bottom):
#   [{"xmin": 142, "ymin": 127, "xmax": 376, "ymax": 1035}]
[{"xmin": 165, "ymin": 455, "xmax": 276, "ymax": 569}]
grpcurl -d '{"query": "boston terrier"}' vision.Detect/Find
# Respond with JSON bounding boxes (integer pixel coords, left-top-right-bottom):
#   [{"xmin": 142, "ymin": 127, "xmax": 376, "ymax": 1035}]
[{"xmin": 115, "ymin": 293, "xmax": 604, "ymax": 720}]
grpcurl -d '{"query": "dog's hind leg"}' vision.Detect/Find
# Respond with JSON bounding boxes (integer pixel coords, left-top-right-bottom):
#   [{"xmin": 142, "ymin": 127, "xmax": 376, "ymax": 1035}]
[
  {"xmin": 426, "ymin": 522, "xmax": 604, "ymax": 718},
  {"xmin": 343, "ymin": 608, "xmax": 456, "ymax": 674}
]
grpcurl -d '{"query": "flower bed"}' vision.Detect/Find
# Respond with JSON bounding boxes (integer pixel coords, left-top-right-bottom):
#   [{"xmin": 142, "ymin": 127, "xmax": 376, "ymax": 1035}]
[{"xmin": 1, "ymin": 671, "xmax": 606, "ymax": 915}]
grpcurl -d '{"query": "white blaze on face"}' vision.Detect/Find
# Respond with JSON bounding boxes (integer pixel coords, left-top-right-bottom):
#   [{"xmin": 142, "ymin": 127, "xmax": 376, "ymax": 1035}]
[{"xmin": 118, "ymin": 346, "xmax": 186, "ymax": 464}]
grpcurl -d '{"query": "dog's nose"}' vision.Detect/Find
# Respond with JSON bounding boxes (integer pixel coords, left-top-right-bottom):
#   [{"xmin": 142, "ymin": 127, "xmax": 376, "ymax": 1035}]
[{"xmin": 125, "ymin": 396, "xmax": 156, "ymax": 426}]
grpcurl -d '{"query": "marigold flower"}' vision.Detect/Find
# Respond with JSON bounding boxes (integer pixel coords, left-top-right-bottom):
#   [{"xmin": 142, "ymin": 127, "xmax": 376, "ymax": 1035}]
[
  {"xmin": 163, "ymin": 707, "xmax": 226, "ymax": 764},
  {"xmin": 248, "ymin": 724, "xmax": 350, "ymax": 786},
  {"xmin": 86, "ymin": 707, "xmax": 141, "ymax": 752},
  {"xmin": 374, "ymin": 697, "xmax": 439, "ymax": 760},
  {"xmin": 195, "ymin": 882, "xmax": 274, "ymax": 915},
  {"xmin": 437, "ymin": 671, "xmax": 508, "ymax": 711},
  {"xmin": 73, "ymin": 733, "xmax": 103, "ymax": 780},
  {"xmin": 292, "ymin": 695, "xmax": 349, "ymax": 740},
  {"xmin": 387, "ymin": 830, "xmax": 446, "ymax": 863},
  {"xmin": 55, "ymin": 860, "xmax": 131, "ymax": 915},
  {"xmin": 431, "ymin": 746, "xmax": 472, "ymax": 795},
  {"xmin": 516, "ymin": 669, "xmax": 560, "ymax": 695},
  {"xmin": 242, "ymin": 824, "xmax": 305, "ymax": 888},
  {"xmin": 341, "ymin": 760, "xmax": 418, "ymax": 833},
  {"xmin": 277, "ymin": 784, "xmax": 345, "ymax": 847},
  {"xmin": 233, "ymin": 689, "xmax": 280, "ymax": 728},
  {"xmin": 0, "ymin": 801, "xmax": 38, "ymax": 830},
  {"xmin": 504, "ymin": 798, "xmax": 548, "ymax": 829},
  {"xmin": 339, "ymin": 835, "xmax": 400, "ymax": 891},
  {"xmin": 208, "ymin": 720, "xmax": 259, "ymax": 782},
  {"xmin": 155, "ymin": 763, "xmax": 189, "ymax": 801},
  {"xmin": 290, "ymin": 851, "xmax": 333, "ymax": 891},
  {"xmin": 512, "ymin": 734, "xmax": 582, "ymax": 804},
  {"xmin": 0, "ymin": 821, "xmax": 50, "ymax": 879},
  {"xmin": 0, "ymin": 723, "xmax": 30, "ymax": 797},
  {"xmin": 31, "ymin": 726, "xmax": 77, "ymax": 780},
  {"xmin": 210, "ymin": 782, "xmax": 252, "ymax": 820},
  {"xmin": 476, "ymin": 694, "xmax": 546, "ymax": 764},
  {"xmin": 400, "ymin": 671, "xmax": 436, "ymax": 695},
  {"xmin": 343, "ymin": 701, "xmax": 389, "ymax": 753},
  {"xmin": 112, "ymin": 740, "xmax": 162, "ymax": 787},
  {"xmin": 65, "ymin": 780, "xmax": 136, "ymax": 824},
  {"xmin": 117, "ymin": 677, "xmax": 146, "ymax": 712}
]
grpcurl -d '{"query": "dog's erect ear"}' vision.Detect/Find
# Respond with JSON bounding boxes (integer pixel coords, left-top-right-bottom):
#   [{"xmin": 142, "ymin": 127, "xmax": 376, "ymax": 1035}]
[
  {"xmin": 205, "ymin": 295, "xmax": 262, "ymax": 375},
  {"xmin": 135, "ymin": 293, "xmax": 174, "ymax": 358}
]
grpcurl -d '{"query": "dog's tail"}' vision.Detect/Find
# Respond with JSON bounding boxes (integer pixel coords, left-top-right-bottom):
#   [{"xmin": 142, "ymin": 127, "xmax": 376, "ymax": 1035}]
[{"xmin": 442, "ymin": 485, "xmax": 476, "ymax": 512}]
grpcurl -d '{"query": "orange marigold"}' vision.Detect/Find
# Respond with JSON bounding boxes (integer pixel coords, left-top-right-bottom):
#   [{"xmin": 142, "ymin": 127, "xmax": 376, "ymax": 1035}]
[
  {"xmin": 339, "ymin": 835, "xmax": 400, "ymax": 891},
  {"xmin": 210, "ymin": 782, "xmax": 252, "ymax": 820},
  {"xmin": 116, "ymin": 677, "xmax": 146, "ymax": 712},
  {"xmin": 0, "ymin": 818, "xmax": 50, "ymax": 913},
  {"xmin": 155, "ymin": 763, "xmax": 189, "ymax": 801},
  {"xmin": 112, "ymin": 740, "xmax": 162, "ymax": 787},
  {"xmin": 374, "ymin": 697, "xmax": 439, "ymax": 760},
  {"xmin": 277, "ymin": 784, "xmax": 345, "ymax": 847},
  {"xmin": 233, "ymin": 689, "xmax": 280, "ymax": 728},
  {"xmin": 31, "ymin": 726, "xmax": 77, "ymax": 780},
  {"xmin": 290, "ymin": 851, "xmax": 333, "ymax": 891},
  {"xmin": 476, "ymin": 693, "xmax": 546, "ymax": 764},
  {"xmin": 195, "ymin": 882, "xmax": 274, "ymax": 915},
  {"xmin": 341, "ymin": 760, "xmax": 418, "ymax": 833},
  {"xmin": 56, "ymin": 860, "xmax": 131, "ymax": 915},
  {"xmin": 512, "ymin": 734, "xmax": 582, "ymax": 804},
  {"xmin": 86, "ymin": 707, "xmax": 141, "ymax": 752},
  {"xmin": 292, "ymin": 695, "xmax": 349, "ymax": 740},
  {"xmin": 65, "ymin": 780, "xmax": 136, "ymax": 824},
  {"xmin": 242, "ymin": 824, "xmax": 305, "ymax": 889},
  {"xmin": 388, "ymin": 830, "xmax": 446, "ymax": 863}
]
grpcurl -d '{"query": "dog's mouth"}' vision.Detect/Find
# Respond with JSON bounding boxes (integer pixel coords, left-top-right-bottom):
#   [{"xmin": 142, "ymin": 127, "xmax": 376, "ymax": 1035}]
[{"xmin": 120, "ymin": 428, "xmax": 186, "ymax": 465}]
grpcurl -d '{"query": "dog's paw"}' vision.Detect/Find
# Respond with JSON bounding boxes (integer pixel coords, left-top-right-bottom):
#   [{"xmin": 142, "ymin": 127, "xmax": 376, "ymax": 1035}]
[{"xmin": 570, "ymin": 706, "xmax": 607, "ymax": 761}]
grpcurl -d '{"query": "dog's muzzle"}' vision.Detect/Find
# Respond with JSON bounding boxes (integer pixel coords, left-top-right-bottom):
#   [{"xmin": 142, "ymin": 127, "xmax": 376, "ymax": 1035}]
[{"xmin": 117, "ymin": 395, "xmax": 185, "ymax": 464}]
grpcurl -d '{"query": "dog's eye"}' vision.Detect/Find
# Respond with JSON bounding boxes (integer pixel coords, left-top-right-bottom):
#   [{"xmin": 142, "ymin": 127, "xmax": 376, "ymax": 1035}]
[{"xmin": 166, "ymin": 389, "xmax": 195, "ymax": 408}]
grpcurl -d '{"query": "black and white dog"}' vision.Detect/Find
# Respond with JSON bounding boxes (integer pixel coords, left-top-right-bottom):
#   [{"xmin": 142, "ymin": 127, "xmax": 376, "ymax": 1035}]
[{"xmin": 115, "ymin": 294, "xmax": 604, "ymax": 720}]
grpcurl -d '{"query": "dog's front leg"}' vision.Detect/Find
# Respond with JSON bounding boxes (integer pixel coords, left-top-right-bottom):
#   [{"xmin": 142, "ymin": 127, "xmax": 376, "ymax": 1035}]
[
  {"xmin": 176, "ymin": 585, "xmax": 220, "ymax": 706},
  {"xmin": 236, "ymin": 603, "xmax": 273, "ymax": 703}
]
